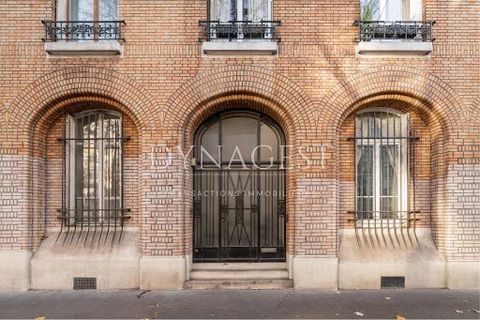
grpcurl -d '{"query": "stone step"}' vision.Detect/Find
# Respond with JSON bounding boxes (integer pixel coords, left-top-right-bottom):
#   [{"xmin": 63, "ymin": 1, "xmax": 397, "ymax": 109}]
[
  {"xmin": 190, "ymin": 269, "xmax": 289, "ymax": 280},
  {"xmin": 184, "ymin": 279, "xmax": 293, "ymax": 290},
  {"xmin": 191, "ymin": 262, "xmax": 287, "ymax": 271}
]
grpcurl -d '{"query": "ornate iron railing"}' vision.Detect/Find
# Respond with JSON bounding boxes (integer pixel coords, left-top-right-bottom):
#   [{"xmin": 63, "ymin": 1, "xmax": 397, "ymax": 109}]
[
  {"xmin": 199, "ymin": 20, "xmax": 281, "ymax": 42},
  {"xmin": 42, "ymin": 20, "xmax": 126, "ymax": 42},
  {"xmin": 354, "ymin": 20, "xmax": 436, "ymax": 42}
]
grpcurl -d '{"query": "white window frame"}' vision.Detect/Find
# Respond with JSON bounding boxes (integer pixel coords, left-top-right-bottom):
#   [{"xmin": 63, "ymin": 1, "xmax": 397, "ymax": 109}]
[{"xmin": 355, "ymin": 108, "xmax": 409, "ymax": 226}]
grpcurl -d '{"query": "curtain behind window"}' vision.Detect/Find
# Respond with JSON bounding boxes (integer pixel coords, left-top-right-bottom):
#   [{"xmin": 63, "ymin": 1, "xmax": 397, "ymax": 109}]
[
  {"xmin": 210, "ymin": 0, "xmax": 271, "ymax": 21},
  {"xmin": 361, "ymin": 0, "xmax": 422, "ymax": 21},
  {"xmin": 210, "ymin": 0, "xmax": 235, "ymax": 21},
  {"xmin": 99, "ymin": 0, "xmax": 118, "ymax": 20},
  {"xmin": 70, "ymin": 0, "xmax": 94, "ymax": 21},
  {"xmin": 244, "ymin": 0, "xmax": 270, "ymax": 21}
]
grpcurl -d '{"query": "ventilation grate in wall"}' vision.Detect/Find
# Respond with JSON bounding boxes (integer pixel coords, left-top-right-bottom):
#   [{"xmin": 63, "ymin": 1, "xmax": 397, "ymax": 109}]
[
  {"xmin": 381, "ymin": 276, "xmax": 405, "ymax": 288},
  {"xmin": 73, "ymin": 277, "xmax": 97, "ymax": 290}
]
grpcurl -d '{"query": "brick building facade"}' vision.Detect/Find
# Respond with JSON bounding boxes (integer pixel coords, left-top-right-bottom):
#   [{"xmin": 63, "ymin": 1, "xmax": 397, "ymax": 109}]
[{"xmin": 0, "ymin": 0, "xmax": 479, "ymax": 290}]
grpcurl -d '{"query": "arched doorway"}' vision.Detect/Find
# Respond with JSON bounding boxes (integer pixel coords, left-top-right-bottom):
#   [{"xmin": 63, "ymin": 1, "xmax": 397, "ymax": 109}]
[{"xmin": 193, "ymin": 110, "xmax": 286, "ymax": 262}]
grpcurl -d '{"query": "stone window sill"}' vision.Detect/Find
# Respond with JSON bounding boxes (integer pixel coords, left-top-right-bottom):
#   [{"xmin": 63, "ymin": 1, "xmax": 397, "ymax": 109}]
[
  {"xmin": 202, "ymin": 41, "xmax": 278, "ymax": 56},
  {"xmin": 44, "ymin": 40, "xmax": 123, "ymax": 56},
  {"xmin": 356, "ymin": 40, "xmax": 433, "ymax": 56}
]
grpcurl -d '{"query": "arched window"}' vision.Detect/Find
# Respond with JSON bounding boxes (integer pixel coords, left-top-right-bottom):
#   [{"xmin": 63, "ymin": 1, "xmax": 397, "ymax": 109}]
[
  {"xmin": 196, "ymin": 111, "xmax": 284, "ymax": 167},
  {"xmin": 355, "ymin": 108, "xmax": 409, "ymax": 222},
  {"xmin": 63, "ymin": 110, "xmax": 123, "ymax": 226}
]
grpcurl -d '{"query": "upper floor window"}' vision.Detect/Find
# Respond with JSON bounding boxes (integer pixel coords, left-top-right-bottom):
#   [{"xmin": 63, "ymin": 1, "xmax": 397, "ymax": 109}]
[
  {"xmin": 200, "ymin": 0, "xmax": 280, "ymax": 54},
  {"xmin": 361, "ymin": 0, "xmax": 422, "ymax": 21},
  {"xmin": 42, "ymin": 0, "xmax": 125, "ymax": 54},
  {"xmin": 356, "ymin": 0, "xmax": 434, "ymax": 54},
  {"xmin": 70, "ymin": 0, "xmax": 118, "ymax": 21},
  {"xmin": 209, "ymin": 0, "xmax": 272, "ymax": 22},
  {"xmin": 355, "ymin": 109, "xmax": 409, "ymax": 224}
]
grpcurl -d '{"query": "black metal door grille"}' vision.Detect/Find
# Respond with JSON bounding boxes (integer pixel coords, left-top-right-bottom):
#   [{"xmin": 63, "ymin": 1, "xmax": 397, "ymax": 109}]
[
  {"xmin": 194, "ymin": 168, "xmax": 286, "ymax": 261},
  {"xmin": 193, "ymin": 111, "xmax": 286, "ymax": 262}
]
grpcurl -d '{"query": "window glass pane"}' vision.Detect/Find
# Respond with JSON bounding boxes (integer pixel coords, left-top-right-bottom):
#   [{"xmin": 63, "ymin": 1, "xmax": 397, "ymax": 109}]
[
  {"xmin": 356, "ymin": 145, "xmax": 374, "ymax": 197},
  {"xmin": 380, "ymin": 144, "xmax": 399, "ymax": 218},
  {"xmin": 356, "ymin": 145, "xmax": 374, "ymax": 219},
  {"xmin": 244, "ymin": 0, "xmax": 270, "ymax": 21},
  {"xmin": 259, "ymin": 123, "xmax": 279, "ymax": 162},
  {"xmin": 222, "ymin": 116, "xmax": 258, "ymax": 163},
  {"xmin": 360, "ymin": 0, "xmax": 380, "ymax": 20},
  {"xmin": 380, "ymin": 145, "xmax": 399, "ymax": 196},
  {"xmin": 103, "ymin": 113, "xmax": 121, "ymax": 221},
  {"xmin": 199, "ymin": 122, "xmax": 220, "ymax": 164},
  {"xmin": 409, "ymin": 0, "xmax": 422, "ymax": 20},
  {"xmin": 70, "ymin": 0, "xmax": 94, "ymax": 20},
  {"xmin": 75, "ymin": 112, "xmax": 100, "ymax": 223},
  {"xmin": 99, "ymin": 0, "xmax": 118, "ymax": 20},
  {"xmin": 210, "ymin": 0, "xmax": 235, "ymax": 21},
  {"xmin": 379, "ymin": 0, "xmax": 403, "ymax": 20}
]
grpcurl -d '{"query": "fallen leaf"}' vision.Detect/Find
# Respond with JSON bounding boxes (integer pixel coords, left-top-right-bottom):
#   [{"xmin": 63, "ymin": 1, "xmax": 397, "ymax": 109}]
[
  {"xmin": 354, "ymin": 311, "xmax": 364, "ymax": 317},
  {"xmin": 471, "ymin": 309, "xmax": 480, "ymax": 314},
  {"xmin": 455, "ymin": 309, "xmax": 464, "ymax": 314},
  {"xmin": 385, "ymin": 296, "xmax": 391, "ymax": 300},
  {"xmin": 396, "ymin": 315, "xmax": 406, "ymax": 320},
  {"xmin": 35, "ymin": 317, "xmax": 45, "ymax": 320}
]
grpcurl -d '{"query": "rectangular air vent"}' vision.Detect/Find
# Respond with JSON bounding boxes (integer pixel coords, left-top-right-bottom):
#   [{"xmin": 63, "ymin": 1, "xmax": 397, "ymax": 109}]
[
  {"xmin": 381, "ymin": 276, "xmax": 405, "ymax": 288},
  {"xmin": 73, "ymin": 277, "xmax": 97, "ymax": 290}
]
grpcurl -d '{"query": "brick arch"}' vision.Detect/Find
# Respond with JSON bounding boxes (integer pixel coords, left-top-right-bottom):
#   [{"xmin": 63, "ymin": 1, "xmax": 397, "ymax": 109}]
[
  {"xmin": 3, "ymin": 66, "xmax": 161, "ymax": 145},
  {"xmin": 163, "ymin": 65, "xmax": 317, "ymax": 145},
  {"xmin": 322, "ymin": 67, "xmax": 467, "ymax": 254},
  {"xmin": 319, "ymin": 66, "xmax": 466, "ymax": 137},
  {"xmin": 163, "ymin": 66, "xmax": 318, "ymax": 259},
  {"xmin": 183, "ymin": 94, "xmax": 295, "ymax": 148},
  {"xmin": 471, "ymin": 96, "xmax": 480, "ymax": 128}
]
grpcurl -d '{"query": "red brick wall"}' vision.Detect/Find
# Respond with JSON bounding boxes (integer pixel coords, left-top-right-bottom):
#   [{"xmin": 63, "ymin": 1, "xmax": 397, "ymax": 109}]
[{"xmin": 0, "ymin": 0, "xmax": 478, "ymax": 261}]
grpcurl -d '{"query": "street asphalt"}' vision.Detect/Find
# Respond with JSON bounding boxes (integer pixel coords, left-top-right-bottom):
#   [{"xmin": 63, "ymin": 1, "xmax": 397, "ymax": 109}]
[{"xmin": 0, "ymin": 289, "xmax": 478, "ymax": 319}]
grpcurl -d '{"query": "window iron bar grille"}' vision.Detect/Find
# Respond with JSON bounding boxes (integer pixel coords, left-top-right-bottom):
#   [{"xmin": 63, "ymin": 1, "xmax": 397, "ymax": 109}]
[
  {"xmin": 56, "ymin": 133, "xmax": 130, "ymax": 246},
  {"xmin": 348, "ymin": 210, "xmax": 421, "ymax": 248},
  {"xmin": 350, "ymin": 110, "xmax": 420, "ymax": 248},
  {"xmin": 354, "ymin": 20, "xmax": 436, "ymax": 42},
  {"xmin": 42, "ymin": 20, "xmax": 126, "ymax": 42},
  {"xmin": 199, "ymin": 20, "xmax": 281, "ymax": 42}
]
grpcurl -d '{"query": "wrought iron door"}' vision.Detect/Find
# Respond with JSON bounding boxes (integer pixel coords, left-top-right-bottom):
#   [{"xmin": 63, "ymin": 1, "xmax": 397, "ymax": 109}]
[{"xmin": 193, "ymin": 111, "xmax": 286, "ymax": 262}]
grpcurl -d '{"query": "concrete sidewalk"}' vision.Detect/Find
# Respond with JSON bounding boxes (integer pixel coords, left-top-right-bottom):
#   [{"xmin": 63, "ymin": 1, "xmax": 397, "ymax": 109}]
[{"xmin": 0, "ymin": 289, "xmax": 478, "ymax": 319}]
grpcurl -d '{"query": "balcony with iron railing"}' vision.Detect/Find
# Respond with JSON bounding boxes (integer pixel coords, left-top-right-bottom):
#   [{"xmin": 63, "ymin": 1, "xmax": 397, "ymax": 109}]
[
  {"xmin": 199, "ymin": 20, "xmax": 281, "ymax": 55},
  {"xmin": 41, "ymin": 20, "xmax": 126, "ymax": 56},
  {"xmin": 354, "ymin": 20, "xmax": 436, "ymax": 56}
]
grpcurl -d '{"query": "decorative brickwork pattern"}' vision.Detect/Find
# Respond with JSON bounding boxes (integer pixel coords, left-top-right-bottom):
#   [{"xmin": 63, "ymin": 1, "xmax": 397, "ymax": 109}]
[{"xmin": 0, "ymin": 0, "xmax": 478, "ymax": 265}]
